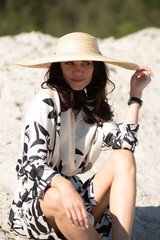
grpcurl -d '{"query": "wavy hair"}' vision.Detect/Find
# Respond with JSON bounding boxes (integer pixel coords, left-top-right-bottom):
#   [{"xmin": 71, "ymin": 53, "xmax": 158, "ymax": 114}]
[{"xmin": 41, "ymin": 62, "xmax": 115, "ymax": 124}]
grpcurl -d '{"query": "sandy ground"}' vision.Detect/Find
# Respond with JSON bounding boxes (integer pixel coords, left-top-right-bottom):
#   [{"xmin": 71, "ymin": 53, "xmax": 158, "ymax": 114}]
[{"xmin": 0, "ymin": 27, "xmax": 160, "ymax": 240}]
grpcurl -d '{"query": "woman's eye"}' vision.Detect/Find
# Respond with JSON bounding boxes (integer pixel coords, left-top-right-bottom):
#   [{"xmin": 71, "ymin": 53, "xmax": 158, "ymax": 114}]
[
  {"xmin": 83, "ymin": 61, "xmax": 91, "ymax": 65},
  {"xmin": 64, "ymin": 61, "xmax": 92, "ymax": 66},
  {"xmin": 65, "ymin": 62, "xmax": 73, "ymax": 65}
]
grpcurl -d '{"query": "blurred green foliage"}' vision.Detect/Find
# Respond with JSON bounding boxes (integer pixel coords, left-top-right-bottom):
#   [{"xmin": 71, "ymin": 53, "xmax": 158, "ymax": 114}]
[{"xmin": 0, "ymin": 0, "xmax": 160, "ymax": 38}]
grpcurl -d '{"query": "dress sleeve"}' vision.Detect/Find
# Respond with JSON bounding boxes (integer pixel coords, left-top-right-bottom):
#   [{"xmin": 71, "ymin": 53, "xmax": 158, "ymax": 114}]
[
  {"xmin": 102, "ymin": 121, "xmax": 139, "ymax": 152},
  {"xmin": 16, "ymin": 89, "xmax": 61, "ymax": 198}
]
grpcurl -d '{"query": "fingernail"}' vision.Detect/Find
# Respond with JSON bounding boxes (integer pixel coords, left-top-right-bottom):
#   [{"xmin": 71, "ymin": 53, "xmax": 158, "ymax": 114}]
[
  {"xmin": 86, "ymin": 225, "xmax": 89, "ymax": 229},
  {"xmin": 72, "ymin": 224, "xmax": 75, "ymax": 227},
  {"xmin": 78, "ymin": 226, "xmax": 84, "ymax": 230}
]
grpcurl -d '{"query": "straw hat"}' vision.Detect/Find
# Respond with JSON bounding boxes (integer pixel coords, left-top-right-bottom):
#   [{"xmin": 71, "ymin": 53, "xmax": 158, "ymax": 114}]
[{"xmin": 17, "ymin": 32, "xmax": 139, "ymax": 70}]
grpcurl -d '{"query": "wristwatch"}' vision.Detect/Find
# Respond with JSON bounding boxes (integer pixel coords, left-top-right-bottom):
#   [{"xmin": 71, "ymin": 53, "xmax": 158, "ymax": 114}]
[{"xmin": 128, "ymin": 97, "xmax": 143, "ymax": 108}]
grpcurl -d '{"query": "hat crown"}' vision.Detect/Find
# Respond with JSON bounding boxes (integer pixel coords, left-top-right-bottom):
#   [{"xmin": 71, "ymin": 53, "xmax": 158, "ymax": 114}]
[{"xmin": 56, "ymin": 32, "xmax": 100, "ymax": 55}]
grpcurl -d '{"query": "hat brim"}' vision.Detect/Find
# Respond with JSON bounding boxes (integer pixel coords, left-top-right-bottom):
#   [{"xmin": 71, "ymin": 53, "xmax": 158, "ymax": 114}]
[{"xmin": 16, "ymin": 53, "xmax": 140, "ymax": 70}]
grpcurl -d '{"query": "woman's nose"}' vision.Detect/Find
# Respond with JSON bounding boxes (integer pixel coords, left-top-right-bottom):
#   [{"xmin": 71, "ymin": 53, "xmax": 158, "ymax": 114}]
[{"xmin": 73, "ymin": 65, "xmax": 83, "ymax": 75}]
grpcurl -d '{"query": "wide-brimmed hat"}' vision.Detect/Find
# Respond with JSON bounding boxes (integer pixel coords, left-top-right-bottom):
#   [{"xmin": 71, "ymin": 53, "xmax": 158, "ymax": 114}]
[{"xmin": 17, "ymin": 32, "xmax": 139, "ymax": 70}]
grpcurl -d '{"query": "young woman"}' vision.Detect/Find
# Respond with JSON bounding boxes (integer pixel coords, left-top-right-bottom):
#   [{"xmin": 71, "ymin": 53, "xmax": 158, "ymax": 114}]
[{"xmin": 8, "ymin": 32, "xmax": 151, "ymax": 240}]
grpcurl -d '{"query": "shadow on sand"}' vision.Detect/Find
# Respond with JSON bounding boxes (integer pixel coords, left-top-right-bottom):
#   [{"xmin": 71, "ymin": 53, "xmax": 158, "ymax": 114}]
[{"xmin": 131, "ymin": 206, "xmax": 160, "ymax": 240}]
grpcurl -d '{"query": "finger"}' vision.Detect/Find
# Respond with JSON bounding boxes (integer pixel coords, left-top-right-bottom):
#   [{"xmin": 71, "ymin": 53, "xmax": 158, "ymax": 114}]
[
  {"xmin": 71, "ymin": 204, "xmax": 88, "ymax": 229},
  {"xmin": 136, "ymin": 67, "xmax": 151, "ymax": 78},
  {"xmin": 75, "ymin": 208, "xmax": 86, "ymax": 229},
  {"xmin": 138, "ymin": 66, "xmax": 151, "ymax": 72},
  {"xmin": 81, "ymin": 208, "xmax": 89, "ymax": 229},
  {"xmin": 70, "ymin": 208, "xmax": 80, "ymax": 228},
  {"xmin": 76, "ymin": 203, "xmax": 89, "ymax": 229},
  {"xmin": 66, "ymin": 209, "xmax": 75, "ymax": 227},
  {"xmin": 134, "ymin": 70, "xmax": 150, "ymax": 80}
]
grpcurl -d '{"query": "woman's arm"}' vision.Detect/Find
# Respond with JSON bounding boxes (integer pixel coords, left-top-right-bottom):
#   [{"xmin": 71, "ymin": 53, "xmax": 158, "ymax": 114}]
[
  {"xmin": 123, "ymin": 66, "xmax": 151, "ymax": 124},
  {"xmin": 102, "ymin": 67, "xmax": 151, "ymax": 152},
  {"xmin": 17, "ymin": 90, "xmax": 61, "ymax": 198}
]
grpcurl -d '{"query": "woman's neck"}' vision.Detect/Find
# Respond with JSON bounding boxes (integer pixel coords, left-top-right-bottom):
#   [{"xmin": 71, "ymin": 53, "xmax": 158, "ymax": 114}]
[{"xmin": 72, "ymin": 109, "xmax": 80, "ymax": 118}]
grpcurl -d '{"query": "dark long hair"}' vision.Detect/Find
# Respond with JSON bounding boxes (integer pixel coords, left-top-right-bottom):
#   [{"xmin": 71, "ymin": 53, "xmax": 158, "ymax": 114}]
[{"xmin": 41, "ymin": 62, "xmax": 115, "ymax": 124}]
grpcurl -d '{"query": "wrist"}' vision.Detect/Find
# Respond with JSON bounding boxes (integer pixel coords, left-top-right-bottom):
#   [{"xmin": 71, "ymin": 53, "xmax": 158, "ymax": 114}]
[
  {"xmin": 50, "ymin": 175, "xmax": 70, "ymax": 190},
  {"xmin": 128, "ymin": 97, "xmax": 143, "ymax": 108},
  {"xmin": 130, "ymin": 91, "xmax": 142, "ymax": 99}
]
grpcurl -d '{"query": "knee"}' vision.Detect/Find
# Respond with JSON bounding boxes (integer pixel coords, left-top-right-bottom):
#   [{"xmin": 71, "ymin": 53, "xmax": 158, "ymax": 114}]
[
  {"xmin": 111, "ymin": 149, "xmax": 136, "ymax": 176},
  {"xmin": 42, "ymin": 187, "xmax": 65, "ymax": 216},
  {"xmin": 46, "ymin": 187, "xmax": 60, "ymax": 203}
]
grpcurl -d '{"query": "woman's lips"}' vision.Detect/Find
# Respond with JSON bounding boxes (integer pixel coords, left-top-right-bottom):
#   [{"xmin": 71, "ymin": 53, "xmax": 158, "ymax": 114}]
[{"xmin": 71, "ymin": 78, "xmax": 84, "ymax": 82}]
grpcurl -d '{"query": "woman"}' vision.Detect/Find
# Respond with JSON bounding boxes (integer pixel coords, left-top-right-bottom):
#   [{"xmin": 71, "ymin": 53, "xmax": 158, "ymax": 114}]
[{"xmin": 8, "ymin": 32, "xmax": 151, "ymax": 240}]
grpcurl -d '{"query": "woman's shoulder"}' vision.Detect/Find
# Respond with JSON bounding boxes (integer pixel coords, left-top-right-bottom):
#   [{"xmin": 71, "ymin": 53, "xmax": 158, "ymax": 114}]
[
  {"xmin": 36, "ymin": 88, "xmax": 60, "ymax": 105},
  {"xmin": 37, "ymin": 88, "xmax": 59, "ymax": 99},
  {"xmin": 26, "ymin": 88, "xmax": 61, "ymax": 120},
  {"xmin": 29, "ymin": 88, "xmax": 61, "ymax": 113}
]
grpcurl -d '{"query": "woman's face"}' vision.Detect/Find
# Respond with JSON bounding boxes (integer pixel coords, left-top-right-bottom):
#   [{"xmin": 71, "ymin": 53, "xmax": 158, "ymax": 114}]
[{"xmin": 60, "ymin": 61, "xmax": 94, "ymax": 91}]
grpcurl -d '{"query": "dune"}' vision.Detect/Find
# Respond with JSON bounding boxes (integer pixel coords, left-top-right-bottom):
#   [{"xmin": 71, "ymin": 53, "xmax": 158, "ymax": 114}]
[{"xmin": 0, "ymin": 28, "xmax": 160, "ymax": 239}]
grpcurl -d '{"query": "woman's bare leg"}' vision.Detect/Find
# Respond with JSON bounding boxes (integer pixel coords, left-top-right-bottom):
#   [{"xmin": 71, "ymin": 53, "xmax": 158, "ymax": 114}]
[
  {"xmin": 92, "ymin": 149, "xmax": 136, "ymax": 240},
  {"xmin": 40, "ymin": 149, "xmax": 136, "ymax": 240},
  {"xmin": 40, "ymin": 187, "xmax": 101, "ymax": 240}
]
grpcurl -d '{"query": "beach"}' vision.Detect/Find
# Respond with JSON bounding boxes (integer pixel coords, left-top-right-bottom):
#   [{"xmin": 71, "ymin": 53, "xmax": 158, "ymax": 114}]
[{"xmin": 0, "ymin": 28, "xmax": 160, "ymax": 240}]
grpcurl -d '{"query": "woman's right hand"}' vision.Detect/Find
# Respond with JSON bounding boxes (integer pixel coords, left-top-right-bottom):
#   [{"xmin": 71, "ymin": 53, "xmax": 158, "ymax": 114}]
[
  {"xmin": 50, "ymin": 175, "xmax": 90, "ymax": 230},
  {"xmin": 130, "ymin": 66, "xmax": 151, "ymax": 98}
]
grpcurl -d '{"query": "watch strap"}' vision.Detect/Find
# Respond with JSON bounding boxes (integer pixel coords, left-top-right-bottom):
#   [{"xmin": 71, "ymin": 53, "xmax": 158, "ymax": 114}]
[{"xmin": 128, "ymin": 97, "xmax": 143, "ymax": 107}]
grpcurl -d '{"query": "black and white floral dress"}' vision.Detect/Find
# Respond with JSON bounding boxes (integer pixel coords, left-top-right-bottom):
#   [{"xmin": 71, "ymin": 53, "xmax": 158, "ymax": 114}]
[{"xmin": 8, "ymin": 88, "xmax": 139, "ymax": 240}]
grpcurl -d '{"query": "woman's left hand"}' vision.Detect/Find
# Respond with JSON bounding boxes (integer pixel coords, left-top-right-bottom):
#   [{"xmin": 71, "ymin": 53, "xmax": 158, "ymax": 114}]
[{"xmin": 130, "ymin": 66, "xmax": 151, "ymax": 98}]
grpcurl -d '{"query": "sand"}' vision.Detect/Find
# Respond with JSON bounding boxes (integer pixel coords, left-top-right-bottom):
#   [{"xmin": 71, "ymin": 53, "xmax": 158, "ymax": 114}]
[{"xmin": 0, "ymin": 27, "xmax": 160, "ymax": 240}]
